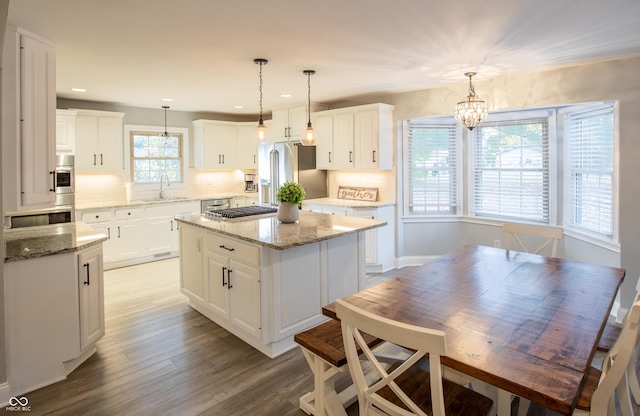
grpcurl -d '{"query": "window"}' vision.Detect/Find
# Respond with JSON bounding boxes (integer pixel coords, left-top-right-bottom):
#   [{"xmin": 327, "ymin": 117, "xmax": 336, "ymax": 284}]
[
  {"xmin": 471, "ymin": 115, "xmax": 551, "ymax": 223},
  {"xmin": 405, "ymin": 118, "xmax": 460, "ymax": 215},
  {"xmin": 130, "ymin": 132, "xmax": 183, "ymax": 184},
  {"xmin": 564, "ymin": 103, "xmax": 615, "ymax": 238}
]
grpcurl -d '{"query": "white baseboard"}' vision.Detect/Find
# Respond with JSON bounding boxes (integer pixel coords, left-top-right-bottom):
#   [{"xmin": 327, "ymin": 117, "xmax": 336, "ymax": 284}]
[{"xmin": 395, "ymin": 255, "xmax": 438, "ymax": 268}]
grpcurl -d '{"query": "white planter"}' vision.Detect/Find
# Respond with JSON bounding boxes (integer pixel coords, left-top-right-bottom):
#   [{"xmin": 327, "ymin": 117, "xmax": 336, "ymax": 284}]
[{"xmin": 277, "ymin": 202, "xmax": 299, "ymax": 223}]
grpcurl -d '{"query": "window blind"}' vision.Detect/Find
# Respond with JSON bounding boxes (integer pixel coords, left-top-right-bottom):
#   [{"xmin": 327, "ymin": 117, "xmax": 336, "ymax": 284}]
[
  {"xmin": 565, "ymin": 104, "xmax": 614, "ymax": 237},
  {"xmin": 472, "ymin": 118, "xmax": 550, "ymax": 222},
  {"xmin": 407, "ymin": 120, "xmax": 459, "ymax": 214}
]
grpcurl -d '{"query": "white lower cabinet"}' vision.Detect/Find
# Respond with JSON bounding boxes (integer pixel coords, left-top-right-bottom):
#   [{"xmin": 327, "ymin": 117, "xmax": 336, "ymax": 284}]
[
  {"xmin": 178, "ymin": 222, "xmax": 367, "ymax": 358},
  {"xmin": 4, "ymin": 243, "xmax": 105, "ymax": 395},
  {"xmin": 203, "ymin": 232, "xmax": 262, "ymax": 340},
  {"xmin": 77, "ymin": 244, "xmax": 105, "ymax": 351},
  {"xmin": 78, "ymin": 201, "xmax": 199, "ymax": 269}
]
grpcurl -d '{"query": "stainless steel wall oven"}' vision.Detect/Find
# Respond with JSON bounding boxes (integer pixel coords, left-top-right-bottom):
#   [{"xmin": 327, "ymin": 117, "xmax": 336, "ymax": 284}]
[{"xmin": 54, "ymin": 154, "xmax": 75, "ymax": 207}]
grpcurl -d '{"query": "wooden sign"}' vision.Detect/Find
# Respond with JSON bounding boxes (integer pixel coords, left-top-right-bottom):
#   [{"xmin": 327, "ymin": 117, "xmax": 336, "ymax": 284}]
[{"xmin": 337, "ymin": 186, "xmax": 378, "ymax": 201}]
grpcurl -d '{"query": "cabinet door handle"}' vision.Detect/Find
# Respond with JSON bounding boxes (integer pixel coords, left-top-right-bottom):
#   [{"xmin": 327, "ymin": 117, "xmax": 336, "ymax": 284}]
[
  {"xmin": 170, "ymin": 220, "xmax": 174, "ymax": 231},
  {"xmin": 196, "ymin": 238, "xmax": 201, "ymax": 252},
  {"xmin": 349, "ymin": 151, "xmax": 353, "ymax": 163},
  {"xmin": 93, "ymin": 154, "xmax": 97, "ymax": 166},
  {"xmin": 50, "ymin": 171, "xmax": 56, "ymax": 192},
  {"xmin": 117, "ymin": 226, "xmax": 121, "ymax": 238},
  {"xmin": 83, "ymin": 263, "xmax": 90, "ymax": 285},
  {"xmin": 228, "ymin": 269, "xmax": 233, "ymax": 289},
  {"xmin": 107, "ymin": 227, "xmax": 111, "ymax": 240},
  {"xmin": 373, "ymin": 150, "xmax": 376, "ymax": 163},
  {"xmin": 222, "ymin": 266, "xmax": 227, "ymax": 286},
  {"xmin": 219, "ymin": 244, "xmax": 235, "ymax": 252},
  {"xmin": 218, "ymin": 155, "xmax": 221, "ymax": 164},
  {"xmin": 100, "ymin": 154, "xmax": 104, "ymax": 165},
  {"xmin": 253, "ymin": 155, "xmax": 256, "ymax": 164},
  {"xmin": 329, "ymin": 151, "xmax": 332, "ymax": 163}
]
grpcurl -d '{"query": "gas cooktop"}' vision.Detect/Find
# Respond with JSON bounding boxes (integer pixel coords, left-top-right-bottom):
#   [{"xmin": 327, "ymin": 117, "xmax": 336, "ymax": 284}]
[{"xmin": 203, "ymin": 205, "xmax": 278, "ymax": 219}]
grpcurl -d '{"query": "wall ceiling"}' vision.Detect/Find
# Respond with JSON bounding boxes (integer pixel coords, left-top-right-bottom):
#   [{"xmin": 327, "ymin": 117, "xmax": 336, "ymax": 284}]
[{"xmin": 6, "ymin": 0, "xmax": 640, "ymax": 115}]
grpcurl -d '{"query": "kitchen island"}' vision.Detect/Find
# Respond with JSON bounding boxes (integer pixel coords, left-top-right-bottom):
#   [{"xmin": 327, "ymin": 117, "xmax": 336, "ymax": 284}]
[{"xmin": 175, "ymin": 210, "xmax": 386, "ymax": 357}]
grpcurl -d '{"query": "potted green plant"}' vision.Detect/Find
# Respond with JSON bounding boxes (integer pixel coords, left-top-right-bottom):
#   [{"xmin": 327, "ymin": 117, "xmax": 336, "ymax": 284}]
[{"xmin": 276, "ymin": 181, "xmax": 306, "ymax": 223}]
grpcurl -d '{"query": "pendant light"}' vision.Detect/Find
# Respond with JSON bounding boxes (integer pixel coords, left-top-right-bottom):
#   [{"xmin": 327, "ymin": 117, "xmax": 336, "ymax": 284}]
[
  {"xmin": 160, "ymin": 105, "xmax": 170, "ymax": 143},
  {"xmin": 454, "ymin": 72, "xmax": 488, "ymax": 131},
  {"xmin": 301, "ymin": 69, "xmax": 316, "ymax": 146},
  {"xmin": 254, "ymin": 58, "xmax": 268, "ymax": 141}
]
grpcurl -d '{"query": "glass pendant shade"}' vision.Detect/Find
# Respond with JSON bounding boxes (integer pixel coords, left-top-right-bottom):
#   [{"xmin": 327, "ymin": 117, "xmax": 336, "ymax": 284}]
[
  {"xmin": 256, "ymin": 119, "xmax": 268, "ymax": 141},
  {"xmin": 301, "ymin": 123, "xmax": 315, "ymax": 146},
  {"xmin": 454, "ymin": 72, "xmax": 488, "ymax": 131}
]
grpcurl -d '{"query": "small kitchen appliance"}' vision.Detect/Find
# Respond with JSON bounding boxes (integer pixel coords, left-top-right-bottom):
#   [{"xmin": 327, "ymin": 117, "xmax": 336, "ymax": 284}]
[{"xmin": 244, "ymin": 173, "xmax": 258, "ymax": 192}]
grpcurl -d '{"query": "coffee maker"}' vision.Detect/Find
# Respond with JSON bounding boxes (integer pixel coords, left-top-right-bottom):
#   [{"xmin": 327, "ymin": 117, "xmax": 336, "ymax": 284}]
[{"xmin": 244, "ymin": 174, "xmax": 257, "ymax": 192}]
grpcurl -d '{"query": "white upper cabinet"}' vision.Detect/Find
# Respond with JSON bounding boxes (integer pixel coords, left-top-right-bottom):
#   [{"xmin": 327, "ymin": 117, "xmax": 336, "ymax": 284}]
[
  {"xmin": 236, "ymin": 122, "xmax": 259, "ymax": 169},
  {"xmin": 313, "ymin": 103, "xmax": 394, "ymax": 171},
  {"xmin": 271, "ymin": 103, "xmax": 327, "ymax": 143},
  {"xmin": 193, "ymin": 120, "xmax": 238, "ymax": 170},
  {"xmin": 2, "ymin": 26, "xmax": 56, "ymax": 210},
  {"xmin": 56, "ymin": 109, "xmax": 78, "ymax": 154},
  {"xmin": 354, "ymin": 104, "xmax": 393, "ymax": 170},
  {"xmin": 314, "ymin": 113, "xmax": 334, "ymax": 169},
  {"xmin": 75, "ymin": 109, "xmax": 125, "ymax": 172}
]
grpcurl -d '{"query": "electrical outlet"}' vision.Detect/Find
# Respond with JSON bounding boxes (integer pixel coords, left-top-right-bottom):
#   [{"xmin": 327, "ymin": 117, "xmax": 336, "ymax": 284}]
[{"xmin": 494, "ymin": 239, "xmax": 501, "ymax": 248}]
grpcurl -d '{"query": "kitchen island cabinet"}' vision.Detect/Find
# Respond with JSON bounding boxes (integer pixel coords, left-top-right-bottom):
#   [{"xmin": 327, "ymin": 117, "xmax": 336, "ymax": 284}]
[
  {"xmin": 176, "ymin": 210, "xmax": 385, "ymax": 357},
  {"xmin": 3, "ymin": 222, "xmax": 107, "ymax": 397}
]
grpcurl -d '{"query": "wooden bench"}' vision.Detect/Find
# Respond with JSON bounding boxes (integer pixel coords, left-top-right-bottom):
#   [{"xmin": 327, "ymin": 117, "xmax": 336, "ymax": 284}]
[{"xmin": 294, "ymin": 318, "xmax": 383, "ymax": 416}]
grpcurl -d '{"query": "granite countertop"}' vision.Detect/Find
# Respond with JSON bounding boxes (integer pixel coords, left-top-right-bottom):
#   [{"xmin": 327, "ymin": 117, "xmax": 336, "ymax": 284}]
[
  {"xmin": 303, "ymin": 197, "xmax": 395, "ymax": 208},
  {"xmin": 4, "ymin": 222, "xmax": 108, "ymax": 262},
  {"xmin": 75, "ymin": 192, "xmax": 259, "ymax": 211},
  {"xmin": 175, "ymin": 210, "xmax": 386, "ymax": 250}
]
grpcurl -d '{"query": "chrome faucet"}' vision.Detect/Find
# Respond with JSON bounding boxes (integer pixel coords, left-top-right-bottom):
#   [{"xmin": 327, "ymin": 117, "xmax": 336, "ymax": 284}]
[{"xmin": 159, "ymin": 173, "xmax": 170, "ymax": 199}]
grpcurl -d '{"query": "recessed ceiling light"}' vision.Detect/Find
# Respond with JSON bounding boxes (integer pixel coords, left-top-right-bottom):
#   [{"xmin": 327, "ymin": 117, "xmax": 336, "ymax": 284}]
[
  {"xmin": 71, "ymin": 88, "xmax": 86, "ymax": 92},
  {"xmin": 161, "ymin": 98, "xmax": 173, "ymax": 102},
  {"xmin": 280, "ymin": 94, "xmax": 292, "ymax": 98},
  {"xmin": 234, "ymin": 105, "xmax": 244, "ymax": 109}
]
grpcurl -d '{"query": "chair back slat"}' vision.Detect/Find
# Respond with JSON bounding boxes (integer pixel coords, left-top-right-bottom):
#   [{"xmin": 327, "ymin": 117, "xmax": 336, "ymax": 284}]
[{"xmin": 503, "ymin": 222, "xmax": 563, "ymax": 257}]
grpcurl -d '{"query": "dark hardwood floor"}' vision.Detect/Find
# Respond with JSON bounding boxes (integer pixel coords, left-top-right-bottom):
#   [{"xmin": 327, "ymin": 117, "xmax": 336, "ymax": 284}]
[{"xmin": 6, "ymin": 259, "xmax": 635, "ymax": 415}]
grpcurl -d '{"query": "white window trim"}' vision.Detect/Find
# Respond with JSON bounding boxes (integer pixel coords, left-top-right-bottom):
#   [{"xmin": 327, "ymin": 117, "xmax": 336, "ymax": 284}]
[{"xmin": 124, "ymin": 124, "xmax": 190, "ymax": 193}]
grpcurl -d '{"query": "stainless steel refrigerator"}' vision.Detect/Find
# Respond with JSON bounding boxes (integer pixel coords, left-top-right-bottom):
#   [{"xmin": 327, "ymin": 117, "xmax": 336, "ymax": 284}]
[{"xmin": 258, "ymin": 142, "xmax": 328, "ymax": 206}]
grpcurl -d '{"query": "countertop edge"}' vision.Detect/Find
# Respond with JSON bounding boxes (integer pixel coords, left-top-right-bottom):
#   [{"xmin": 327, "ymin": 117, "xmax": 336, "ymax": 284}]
[{"xmin": 176, "ymin": 217, "xmax": 386, "ymax": 250}]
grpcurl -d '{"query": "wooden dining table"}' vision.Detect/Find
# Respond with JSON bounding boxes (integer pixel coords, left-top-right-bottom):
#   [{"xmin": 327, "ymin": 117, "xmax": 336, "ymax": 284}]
[{"xmin": 323, "ymin": 244, "xmax": 625, "ymax": 415}]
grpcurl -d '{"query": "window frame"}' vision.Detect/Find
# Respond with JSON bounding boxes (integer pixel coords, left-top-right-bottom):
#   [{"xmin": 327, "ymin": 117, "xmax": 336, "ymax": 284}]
[
  {"xmin": 561, "ymin": 101, "xmax": 619, "ymax": 244},
  {"xmin": 468, "ymin": 108, "xmax": 557, "ymax": 225},
  {"xmin": 402, "ymin": 116, "xmax": 463, "ymax": 218},
  {"xmin": 124, "ymin": 124, "xmax": 190, "ymax": 194}
]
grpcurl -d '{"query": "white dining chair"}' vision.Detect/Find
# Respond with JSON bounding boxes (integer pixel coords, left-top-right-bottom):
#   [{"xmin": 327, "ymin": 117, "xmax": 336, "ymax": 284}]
[
  {"xmin": 502, "ymin": 222, "xmax": 563, "ymax": 257},
  {"xmin": 594, "ymin": 276, "xmax": 640, "ymax": 416},
  {"xmin": 335, "ymin": 298, "xmax": 494, "ymax": 416},
  {"xmin": 572, "ymin": 299, "xmax": 640, "ymax": 415}
]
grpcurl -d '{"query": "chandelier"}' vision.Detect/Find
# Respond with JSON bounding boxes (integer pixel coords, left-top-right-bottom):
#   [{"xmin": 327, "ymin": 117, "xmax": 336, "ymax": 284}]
[{"xmin": 454, "ymin": 72, "xmax": 488, "ymax": 131}]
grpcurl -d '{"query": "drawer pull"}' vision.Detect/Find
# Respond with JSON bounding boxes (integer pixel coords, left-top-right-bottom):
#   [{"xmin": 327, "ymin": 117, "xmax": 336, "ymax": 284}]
[{"xmin": 219, "ymin": 245, "xmax": 235, "ymax": 252}]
